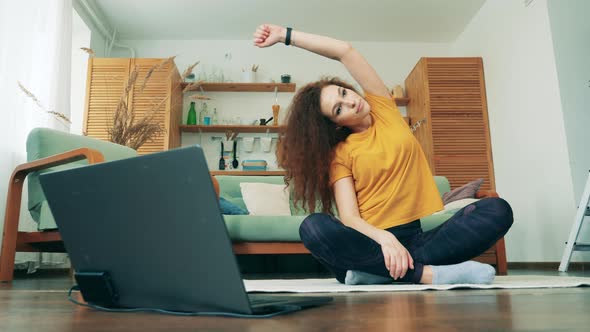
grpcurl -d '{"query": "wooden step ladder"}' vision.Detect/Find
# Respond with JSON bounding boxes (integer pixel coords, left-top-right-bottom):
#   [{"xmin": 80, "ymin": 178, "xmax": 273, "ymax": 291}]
[{"xmin": 559, "ymin": 171, "xmax": 590, "ymax": 272}]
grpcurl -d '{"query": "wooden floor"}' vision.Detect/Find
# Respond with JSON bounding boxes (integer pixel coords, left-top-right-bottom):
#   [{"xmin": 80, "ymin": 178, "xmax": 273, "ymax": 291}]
[{"xmin": 1, "ymin": 268, "xmax": 589, "ymax": 331}]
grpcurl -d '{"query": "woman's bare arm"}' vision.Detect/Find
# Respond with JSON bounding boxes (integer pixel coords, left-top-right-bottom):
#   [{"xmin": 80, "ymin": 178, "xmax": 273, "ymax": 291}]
[{"xmin": 253, "ymin": 24, "xmax": 391, "ymax": 97}]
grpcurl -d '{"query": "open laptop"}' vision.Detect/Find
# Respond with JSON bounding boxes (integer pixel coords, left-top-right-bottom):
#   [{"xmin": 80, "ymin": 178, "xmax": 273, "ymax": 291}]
[{"xmin": 39, "ymin": 145, "xmax": 332, "ymax": 316}]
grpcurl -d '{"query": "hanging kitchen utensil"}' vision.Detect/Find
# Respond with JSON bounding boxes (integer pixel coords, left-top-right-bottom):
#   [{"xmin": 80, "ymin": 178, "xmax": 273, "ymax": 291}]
[
  {"xmin": 219, "ymin": 141, "xmax": 226, "ymax": 170},
  {"xmin": 272, "ymin": 86, "xmax": 280, "ymax": 125},
  {"xmin": 271, "ymin": 105, "xmax": 280, "ymax": 126},
  {"xmin": 259, "ymin": 117, "xmax": 273, "ymax": 126},
  {"xmin": 232, "ymin": 140, "xmax": 239, "ymax": 169}
]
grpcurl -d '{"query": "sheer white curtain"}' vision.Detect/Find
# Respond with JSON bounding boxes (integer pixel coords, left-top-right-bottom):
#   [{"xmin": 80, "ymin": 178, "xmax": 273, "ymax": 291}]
[{"xmin": 0, "ymin": 0, "xmax": 73, "ymax": 271}]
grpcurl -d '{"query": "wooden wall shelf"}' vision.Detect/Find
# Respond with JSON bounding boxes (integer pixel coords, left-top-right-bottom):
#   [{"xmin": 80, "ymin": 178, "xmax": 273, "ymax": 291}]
[
  {"xmin": 181, "ymin": 122, "xmax": 412, "ymax": 132},
  {"xmin": 181, "ymin": 82, "xmax": 296, "ymax": 93},
  {"xmin": 210, "ymin": 170, "xmax": 286, "ymax": 176},
  {"xmin": 180, "ymin": 125, "xmax": 285, "ymax": 133}
]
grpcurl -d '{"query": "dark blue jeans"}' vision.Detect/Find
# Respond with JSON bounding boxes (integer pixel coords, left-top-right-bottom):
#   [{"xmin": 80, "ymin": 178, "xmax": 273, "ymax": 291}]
[{"xmin": 299, "ymin": 197, "xmax": 513, "ymax": 284}]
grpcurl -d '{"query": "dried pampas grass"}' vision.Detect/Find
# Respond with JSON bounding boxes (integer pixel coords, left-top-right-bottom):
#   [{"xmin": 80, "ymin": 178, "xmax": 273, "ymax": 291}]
[
  {"xmin": 80, "ymin": 47, "xmax": 95, "ymax": 57},
  {"xmin": 139, "ymin": 56, "xmax": 176, "ymax": 93},
  {"xmin": 183, "ymin": 80, "xmax": 204, "ymax": 93},
  {"xmin": 17, "ymin": 81, "xmax": 71, "ymax": 124},
  {"xmin": 189, "ymin": 94, "xmax": 212, "ymax": 101},
  {"xmin": 108, "ymin": 61, "xmax": 168, "ymax": 150},
  {"xmin": 181, "ymin": 61, "xmax": 200, "ymax": 80},
  {"xmin": 107, "ymin": 56, "xmax": 201, "ymax": 150}
]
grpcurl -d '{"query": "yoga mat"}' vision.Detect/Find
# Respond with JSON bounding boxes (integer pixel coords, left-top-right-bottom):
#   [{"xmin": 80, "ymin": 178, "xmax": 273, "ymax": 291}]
[{"xmin": 244, "ymin": 275, "xmax": 590, "ymax": 293}]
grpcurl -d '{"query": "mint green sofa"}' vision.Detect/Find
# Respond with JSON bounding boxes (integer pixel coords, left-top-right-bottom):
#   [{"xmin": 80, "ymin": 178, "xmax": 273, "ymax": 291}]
[
  {"xmin": 216, "ymin": 174, "xmax": 507, "ymax": 274},
  {"xmin": 0, "ymin": 128, "xmax": 137, "ymax": 282},
  {"xmin": 27, "ymin": 128, "xmax": 138, "ymax": 230},
  {"xmin": 218, "ymin": 175, "xmax": 453, "ymax": 241}
]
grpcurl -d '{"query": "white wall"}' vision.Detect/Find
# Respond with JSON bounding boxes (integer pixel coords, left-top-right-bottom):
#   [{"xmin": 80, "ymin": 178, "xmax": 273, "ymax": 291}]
[
  {"xmin": 88, "ymin": 29, "xmax": 106, "ymax": 57},
  {"xmin": 72, "ymin": 1, "xmax": 106, "ymax": 57},
  {"xmin": 110, "ymin": 39, "xmax": 450, "ymax": 169},
  {"xmin": 547, "ymin": 0, "xmax": 590, "ymax": 204},
  {"xmin": 451, "ymin": 0, "xmax": 578, "ymax": 262}
]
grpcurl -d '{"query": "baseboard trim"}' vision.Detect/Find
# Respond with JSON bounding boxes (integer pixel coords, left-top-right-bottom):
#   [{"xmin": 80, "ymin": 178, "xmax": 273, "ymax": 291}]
[
  {"xmin": 16, "ymin": 263, "xmax": 590, "ymax": 273},
  {"xmin": 508, "ymin": 262, "xmax": 589, "ymax": 271}
]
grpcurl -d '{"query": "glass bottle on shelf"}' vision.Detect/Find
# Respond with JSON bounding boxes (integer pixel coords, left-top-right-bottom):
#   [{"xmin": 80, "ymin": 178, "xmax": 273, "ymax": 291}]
[
  {"xmin": 198, "ymin": 102, "xmax": 205, "ymax": 125},
  {"xmin": 187, "ymin": 101, "xmax": 197, "ymax": 125},
  {"xmin": 202, "ymin": 102, "xmax": 211, "ymax": 125},
  {"xmin": 212, "ymin": 108, "xmax": 218, "ymax": 125}
]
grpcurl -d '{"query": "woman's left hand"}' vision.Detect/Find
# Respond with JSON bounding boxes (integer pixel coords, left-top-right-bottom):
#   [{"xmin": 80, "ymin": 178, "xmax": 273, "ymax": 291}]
[
  {"xmin": 376, "ymin": 230, "xmax": 414, "ymax": 280},
  {"xmin": 253, "ymin": 24, "xmax": 285, "ymax": 48}
]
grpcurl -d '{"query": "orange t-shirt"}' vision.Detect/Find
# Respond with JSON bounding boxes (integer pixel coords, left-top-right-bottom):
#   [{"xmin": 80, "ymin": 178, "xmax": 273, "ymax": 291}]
[{"xmin": 329, "ymin": 93, "xmax": 443, "ymax": 229}]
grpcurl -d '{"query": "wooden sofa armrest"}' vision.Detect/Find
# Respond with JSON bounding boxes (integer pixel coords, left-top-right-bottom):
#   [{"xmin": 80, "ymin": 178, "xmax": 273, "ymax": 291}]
[
  {"xmin": 11, "ymin": 147, "xmax": 105, "ymax": 177},
  {"xmin": 475, "ymin": 190, "xmax": 499, "ymax": 198},
  {"xmin": 1, "ymin": 148, "xmax": 105, "ymax": 281},
  {"xmin": 5, "ymin": 147, "xmax": 105, "ymax": 217}
]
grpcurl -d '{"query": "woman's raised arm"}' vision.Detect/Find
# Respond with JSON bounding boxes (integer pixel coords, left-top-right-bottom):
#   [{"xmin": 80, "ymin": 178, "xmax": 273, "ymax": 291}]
[{"xmin": 253, "ymin": 24, "xmax": 391, "ymax": 98}]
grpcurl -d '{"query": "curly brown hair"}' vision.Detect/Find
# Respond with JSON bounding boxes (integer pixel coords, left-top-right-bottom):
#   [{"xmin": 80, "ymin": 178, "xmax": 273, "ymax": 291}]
[{"xmin": 277, "ymin": 77, "xmax": 359, "ymax": 215}]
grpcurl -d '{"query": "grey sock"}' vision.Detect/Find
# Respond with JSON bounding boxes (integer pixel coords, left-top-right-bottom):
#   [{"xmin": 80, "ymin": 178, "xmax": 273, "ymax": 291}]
[
  {"xmin": 345, "ymin": 270, "xmax": 393, "ymax": 285},
  {"xmin": 431, "ymin": 261, "xmax": 496, "ymax": 285}
]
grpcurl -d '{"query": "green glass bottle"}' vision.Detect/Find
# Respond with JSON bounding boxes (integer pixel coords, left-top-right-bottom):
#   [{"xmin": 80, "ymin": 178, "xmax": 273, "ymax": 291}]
[{"xmin": 187, "ymin": 101, "xmax": 197, "ymax": 125}]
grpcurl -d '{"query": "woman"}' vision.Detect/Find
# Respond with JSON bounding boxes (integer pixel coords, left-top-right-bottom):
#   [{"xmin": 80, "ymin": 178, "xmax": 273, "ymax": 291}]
[{"xmin": 253, "ymin": 24, "xmax": 513, "ymax": 285}]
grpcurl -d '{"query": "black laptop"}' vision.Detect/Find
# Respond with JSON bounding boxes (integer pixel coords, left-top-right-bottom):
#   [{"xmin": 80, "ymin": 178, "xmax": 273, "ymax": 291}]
[{"xmin": 39, "ymin": 145, "xmax": 332, "ymax": 317}]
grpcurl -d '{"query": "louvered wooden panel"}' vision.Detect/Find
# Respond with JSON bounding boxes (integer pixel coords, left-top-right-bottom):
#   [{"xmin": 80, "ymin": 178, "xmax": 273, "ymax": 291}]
[
  {"xmin": 430, "ymin": 114, "xmax": 487, "ymax": 154},
  {"xmin": 404, "ymin": 59, "xmax": 434, "ymax": 167},
  {"xmin": 406, "ymin": 58, "xmax": 495, "ymax": 190},
  {"xmin": 84, "ymin": 58, "xmax": 131, "ymax": 141},
  {"xmin": 129, "ymin": 59, "xmax": 171, "ymax": 155},
  {"xmin": 167, "ymin": 62, "xmax": 183, "ymax": 150},
  {"xmin": 84, "ymin": 58, "xmax": 182, "ymax": 155}
]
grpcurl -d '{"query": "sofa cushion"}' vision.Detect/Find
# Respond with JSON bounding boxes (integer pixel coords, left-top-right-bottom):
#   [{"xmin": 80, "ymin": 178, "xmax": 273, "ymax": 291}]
[
  {"xmin": 433, "ymin": 176, "xmax": 451, "ymax": 198},
  {"xmin": 27, "ymin": 128, "xmax": 137, "ymax": 230},
  {"xmin": 223, "ymin": 215, "xmax": 306, "ymax": 242},
  {"xmin": 442, "ymin": 178, "xmax": 484, "ymax": 204},
  {"xmin": 240, "ymin": 182, "xmax": 291, "ymax": 216},
  {"xmin": 216, "ymin": 175, "xmax": 285, "ymax": 211},
  {"xmin": 435, "ymin": 198, "xmax": 480, "ymax": 216},
  {"xmin": 420, "ymin": 213, "xmax": 453, "ymax": 232},
  {"xmin": 38, "ymin": 200, "xmax": 57, "ymax": 231}
]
